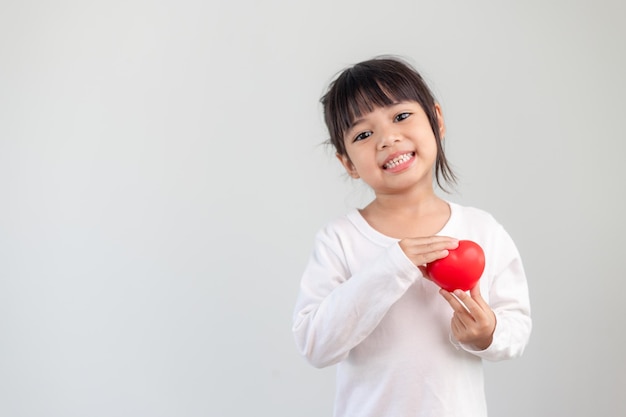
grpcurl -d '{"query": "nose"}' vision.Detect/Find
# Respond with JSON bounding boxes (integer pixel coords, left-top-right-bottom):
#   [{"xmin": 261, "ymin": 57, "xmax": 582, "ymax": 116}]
[{"xmin": 377, "ymin": 127, "xmax": 401, "ymax": 150}]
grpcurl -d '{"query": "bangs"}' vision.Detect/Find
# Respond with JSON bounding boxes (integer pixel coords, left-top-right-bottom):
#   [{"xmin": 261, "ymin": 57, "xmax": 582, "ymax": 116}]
[
  {"xmin": 338, "ymin": 79, "xmax": 398, "ymax": 134},
  {"xmin": 325, "ymin": 63, "xmax": 433, "ymax": 144}
]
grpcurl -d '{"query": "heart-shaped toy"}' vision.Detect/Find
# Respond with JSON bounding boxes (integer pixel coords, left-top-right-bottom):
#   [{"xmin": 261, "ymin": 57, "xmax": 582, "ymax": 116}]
[{"xmin": 425, "ymin": 240, "xmax": 485, "ymax": 291}]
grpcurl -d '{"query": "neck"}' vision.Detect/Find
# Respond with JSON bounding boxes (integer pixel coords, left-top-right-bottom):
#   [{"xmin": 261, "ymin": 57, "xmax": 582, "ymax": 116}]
[
  {"xmin": 364, "ymin": 186, "xmax": 444, "ymax": 216},
  {"xmin": 359, "ymin": 185, "xmax": 451, "ymax": 239}
]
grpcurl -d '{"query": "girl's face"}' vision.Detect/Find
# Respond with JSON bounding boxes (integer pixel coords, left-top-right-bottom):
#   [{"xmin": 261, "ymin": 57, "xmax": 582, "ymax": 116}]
[{"xmin": 337, "ymin": 100, "xmax": 445, "ymax": 196}]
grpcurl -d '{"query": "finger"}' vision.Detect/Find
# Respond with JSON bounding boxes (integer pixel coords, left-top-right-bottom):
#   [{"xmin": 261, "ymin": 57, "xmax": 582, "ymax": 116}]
[
  {"xmin": 401, "ymin": 238, "xmax": 459, "ymax": 266},
  {"xmin": 451, "ymin": 314, "xmax": 466, "ymax": 335},
  {"xmin": 469, "ymin": 283, "xmax": 488, "ymax": 307},
  {"xmin": 453, "ymin": 290, "xmax": 495, "ymax": 334},
  {"xmin": 454, "ymin": 311, "xmax": 469, "ymax": 329},
  {"xmin": 450, "ymin": 290, "xmax": 477, "ymax": 316},
  {"xmin": 439, "ymin": 289, "xmax": 462, "ymax": 309},
  {"xmin": 403, "ymin": 236, "xmax": 459, "ymax": 253},
  {"xmin": 440, "ymin": 289, "xmax": 472, "ymax": 317},
  {"xmin": 468, "ymin": 284, "xmax": 491, "ymax": 314},
  {"xmin": 419, "ymin": 249, "xmax": 450, "ymax": 266},
  {"xmin": 423, "ymin": 237, "xmax": 459, "ymax": 254},
  {"xmin": 442, "ymin": 290, "xmax": 475, "ymax": 316}
]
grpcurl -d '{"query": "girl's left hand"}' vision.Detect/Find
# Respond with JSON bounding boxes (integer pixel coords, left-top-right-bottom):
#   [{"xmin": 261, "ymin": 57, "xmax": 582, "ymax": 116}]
[{"xmin": 439, "ymin": 284, "xmax": 496, "ymax": 351}]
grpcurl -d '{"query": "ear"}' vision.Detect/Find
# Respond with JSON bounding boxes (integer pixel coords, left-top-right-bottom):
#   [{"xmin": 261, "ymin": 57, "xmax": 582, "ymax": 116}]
[
  {"xmin": 336, "ymin": 153, "xmax": 360, "ymax": 179},
  {"xmin": 434, "ymin": 103, "xmax": 446, "ymax": 139}
]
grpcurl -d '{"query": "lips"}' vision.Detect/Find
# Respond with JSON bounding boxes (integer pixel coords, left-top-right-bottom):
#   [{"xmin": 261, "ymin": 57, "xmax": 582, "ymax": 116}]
[{"xmin": 382, "ymin": 152, "xmax": 415, "ymax": 170}]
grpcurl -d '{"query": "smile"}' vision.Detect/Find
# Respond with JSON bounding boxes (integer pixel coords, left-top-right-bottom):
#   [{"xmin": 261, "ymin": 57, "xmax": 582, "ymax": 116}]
[{"xmin": 383, "ymin": 152, "xmax": 415, "ymax": 170}]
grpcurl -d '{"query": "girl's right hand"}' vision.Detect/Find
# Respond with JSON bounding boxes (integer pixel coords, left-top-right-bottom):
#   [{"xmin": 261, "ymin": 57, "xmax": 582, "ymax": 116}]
[{"xmin": 399, "ymin": 236, "xmax": 459, "ymax": 270}]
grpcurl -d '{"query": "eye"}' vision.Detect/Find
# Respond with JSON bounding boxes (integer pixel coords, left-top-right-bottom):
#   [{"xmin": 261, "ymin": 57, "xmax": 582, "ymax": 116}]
[
  {"xmin": 353, "ymin": 131, "xmax": 372, "ymax": 142},
  {"xmin": 394, "ymin": 112, "xmax": 411, "ymax": 122}
]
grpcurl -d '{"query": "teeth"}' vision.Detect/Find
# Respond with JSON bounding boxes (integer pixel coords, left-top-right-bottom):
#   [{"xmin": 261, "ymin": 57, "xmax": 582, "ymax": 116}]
[{"xmin": 384, "ymin": 153, "xmax": 413, "ymax": 169}]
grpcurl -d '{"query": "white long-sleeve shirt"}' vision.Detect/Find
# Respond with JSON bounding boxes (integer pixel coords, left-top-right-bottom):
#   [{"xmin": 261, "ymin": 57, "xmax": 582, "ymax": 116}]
[{"xmin": 292, "ymin": 202, "xmax": 531, "ymax": 417}]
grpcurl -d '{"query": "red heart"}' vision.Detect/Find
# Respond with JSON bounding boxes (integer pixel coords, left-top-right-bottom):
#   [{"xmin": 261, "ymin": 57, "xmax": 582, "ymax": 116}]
[{"xmin": 425, "ymin": 240, "xmax": 485, "ymax": 291}]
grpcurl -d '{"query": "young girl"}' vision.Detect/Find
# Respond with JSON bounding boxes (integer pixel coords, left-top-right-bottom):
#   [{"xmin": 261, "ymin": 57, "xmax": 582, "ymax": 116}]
[{"xmin": 292, "ymin": 57, "xmax": 531, "ymax": 417}]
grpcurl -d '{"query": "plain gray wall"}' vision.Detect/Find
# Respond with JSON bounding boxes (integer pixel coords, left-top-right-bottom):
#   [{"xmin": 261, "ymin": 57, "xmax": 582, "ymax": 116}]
[{"xmin": 1, "ymin": 0, "xmax": 624, "ymax": 416}]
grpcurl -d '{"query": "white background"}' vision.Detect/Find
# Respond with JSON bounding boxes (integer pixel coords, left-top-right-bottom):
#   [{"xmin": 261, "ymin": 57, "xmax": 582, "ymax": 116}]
[{"xmin": 1, "ymin": 1, "xmax": 624, "ymax": 416}]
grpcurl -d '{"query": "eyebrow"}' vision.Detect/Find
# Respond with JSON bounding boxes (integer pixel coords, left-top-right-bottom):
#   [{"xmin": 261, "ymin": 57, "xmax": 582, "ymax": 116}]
[{"xmin": 347, "ymin": 117, "xmax": 365, "ymax": 130}]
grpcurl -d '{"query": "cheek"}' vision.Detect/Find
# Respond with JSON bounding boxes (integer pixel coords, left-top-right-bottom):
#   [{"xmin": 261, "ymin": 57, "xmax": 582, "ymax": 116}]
[
  {"xmin": 426, "ymin": 132, "xmax": 441, "ymax": 152},
  {"xmin": 416, "ymin": 135, "xmax": 438, "ymax": 155}
]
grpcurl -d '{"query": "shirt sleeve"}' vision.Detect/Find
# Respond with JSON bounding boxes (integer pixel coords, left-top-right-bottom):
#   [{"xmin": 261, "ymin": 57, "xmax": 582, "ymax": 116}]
[
  {"xmin": 292, "ymin": 227, "xmax": 420, "ymax": 368},
  {"xmin": 455, "ymin": 223, "xmax": 532, "ymax": 361}
]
